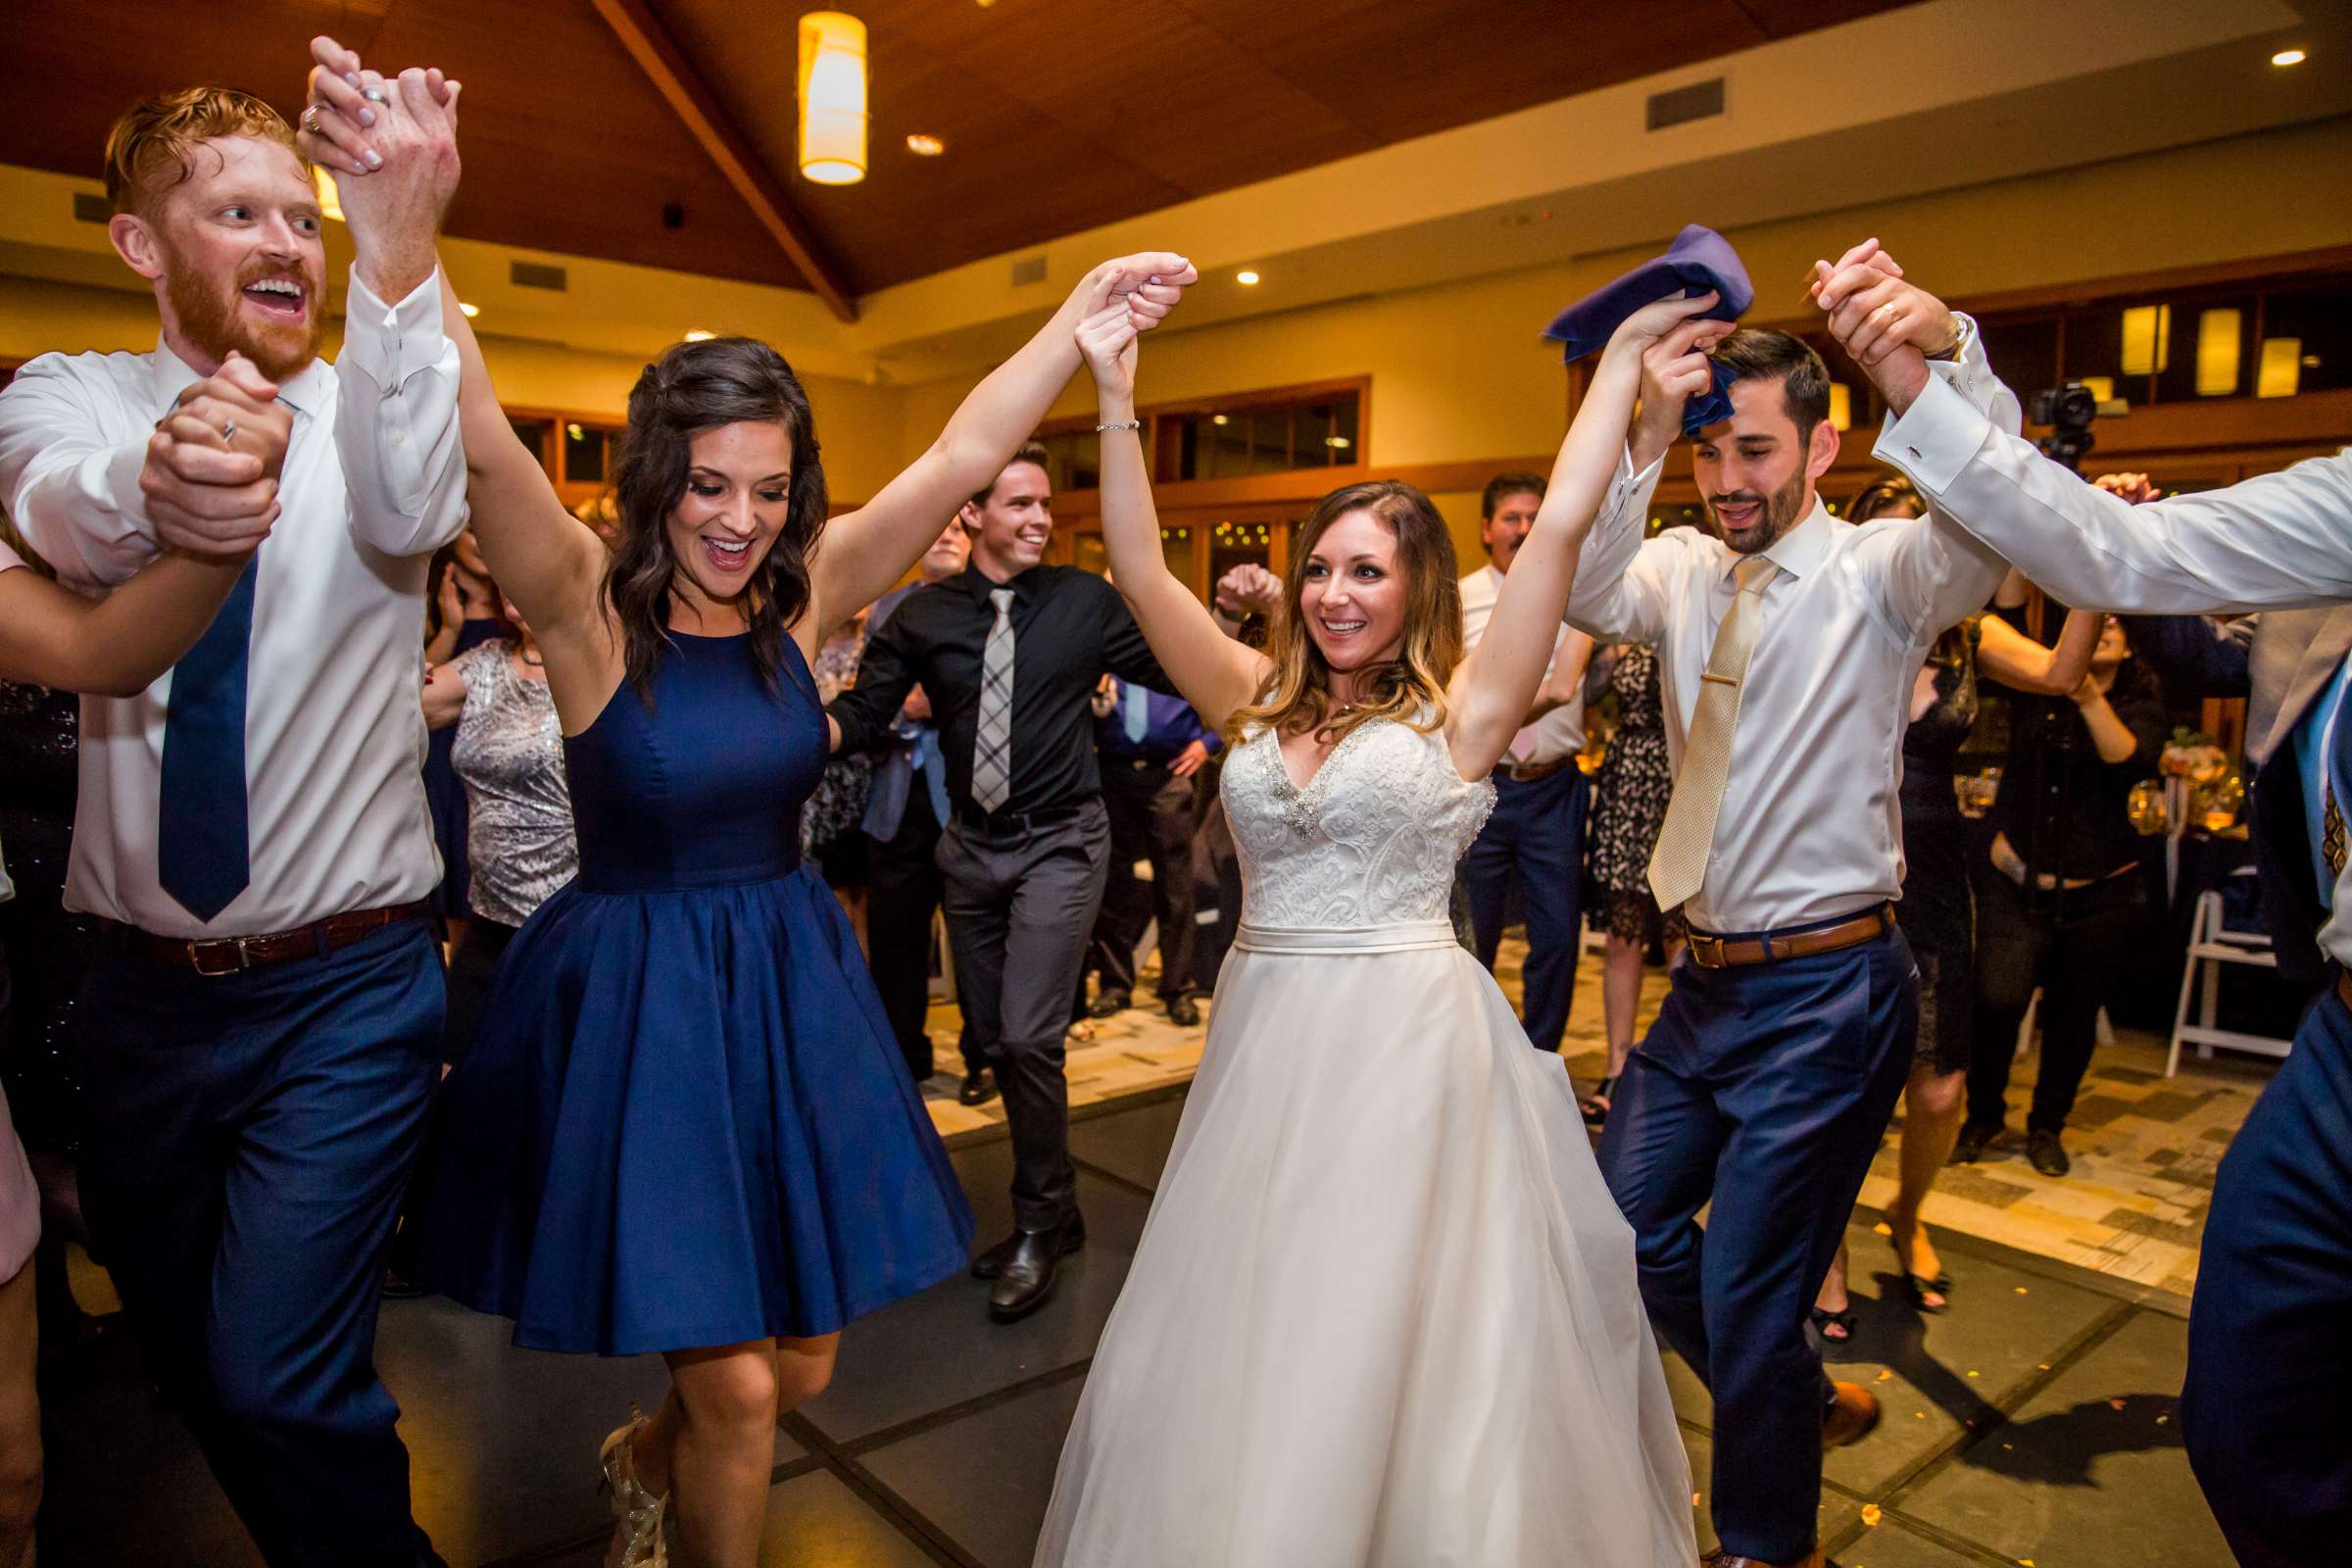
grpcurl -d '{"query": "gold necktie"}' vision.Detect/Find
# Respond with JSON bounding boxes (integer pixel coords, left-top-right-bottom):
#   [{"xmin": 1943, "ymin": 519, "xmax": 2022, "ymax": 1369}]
[
  {"xmin": 2325, "ymin": 784, "xmax": 2346, "ymax": 879},
  {"xmin": 1649, "ymin": 556, "xmax": 1782, "ymax": 912}
]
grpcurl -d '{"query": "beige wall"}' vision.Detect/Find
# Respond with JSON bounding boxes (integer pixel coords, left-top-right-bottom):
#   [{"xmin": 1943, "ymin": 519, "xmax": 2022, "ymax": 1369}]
[
  {"xmin": 894, "ymin": 115, "xmax": 2352, "ymax": 564},
  {"xmin": 7, "ymin": 115, "xmax": 2345, "ymax": 538},
  {"xmin": 0, "ymin": 277, "xmax": 910, "ymax": 506}
]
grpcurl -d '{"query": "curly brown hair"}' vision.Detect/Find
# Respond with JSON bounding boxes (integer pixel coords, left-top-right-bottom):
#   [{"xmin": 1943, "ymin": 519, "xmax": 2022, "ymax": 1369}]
[{"xmin": 601, "ymin": 336, "xmax": 829, "ymax": 699}]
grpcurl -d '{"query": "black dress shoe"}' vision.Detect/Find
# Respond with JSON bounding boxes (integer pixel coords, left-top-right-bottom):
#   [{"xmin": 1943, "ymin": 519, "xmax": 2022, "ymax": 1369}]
[
  {"xmin": 984, "ymin": 1215, "xmax": 1088, "ymax": 1321},
  {"xmin": 1948, "ymin": 1122, "xmax": 1997, "ymax": 1166},
  {"xmin": 2026, "ymin": 1127, "xmax": 2071, "ymax": 1177},
  {"xmin": 1087, "ymin": 990, "xmax": 1131, "ymax": 1019},
  {"xmin": 958, "ymin": 1067, "xmax": 1000, "ymax": 1107},
  {"xmin": 971, "ymin": 1210, "xmax": 1086, "ymax": 1279},
  {"xmin": 1166, "ymin": 996, "xmax": 1200, "ymax": 1027},
  {"xmin": 380, "ymin": 1267, "xmax": 426, "ymax": 1300}
]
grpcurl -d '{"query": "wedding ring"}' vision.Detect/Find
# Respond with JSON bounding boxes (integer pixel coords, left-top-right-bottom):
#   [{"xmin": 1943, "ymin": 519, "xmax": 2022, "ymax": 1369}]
[
  {"xmin": 221, "ymin": 416, "xmax": 237, "ymax": 445},
  {"xmin": 362, "ymin": 85, "xmax": 388, "ymax": 104},
  {"xmin": 302, "ymin": 105, "xmax": 321, "ymax": 133}
]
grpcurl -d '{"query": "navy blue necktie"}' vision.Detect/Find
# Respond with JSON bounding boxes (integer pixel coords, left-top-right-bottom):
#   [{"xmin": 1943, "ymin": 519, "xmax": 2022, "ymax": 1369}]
[{"xmin": 157, "ymin": 555, "xmax": 259, "ymax": 922}]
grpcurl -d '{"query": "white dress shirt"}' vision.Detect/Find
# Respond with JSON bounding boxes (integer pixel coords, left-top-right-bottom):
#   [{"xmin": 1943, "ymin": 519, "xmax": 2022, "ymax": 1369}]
[
  {"xmin": 0, "ymin": 270, "xmax": 467, "ymax": 937},
  {"xmin": 1562, "ymin": 331, "xmax": 2014, "ymax": 934},
  {"xmin": 1877, "ymin": 368, "xmax": 2352, "ymax": 960},
  {"xmin": 0, "ymin": 540, "xmax": 18, "ymax": 905},
  {"xmin": 1459, "ymin": 563, "xmax": 1586, "ymax": 764}
]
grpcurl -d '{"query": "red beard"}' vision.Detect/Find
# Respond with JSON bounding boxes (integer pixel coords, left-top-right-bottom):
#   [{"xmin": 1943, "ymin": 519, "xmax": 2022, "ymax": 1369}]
[{"xmin": 162, "ymin": 248, "xmax": 323, "ymax": 384}]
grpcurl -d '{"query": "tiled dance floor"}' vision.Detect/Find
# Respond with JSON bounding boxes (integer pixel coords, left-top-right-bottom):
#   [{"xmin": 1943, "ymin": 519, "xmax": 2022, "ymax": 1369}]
[{"xmin": 47, "ymin": 1080, "xmax": 2235, "ymax": 1564}]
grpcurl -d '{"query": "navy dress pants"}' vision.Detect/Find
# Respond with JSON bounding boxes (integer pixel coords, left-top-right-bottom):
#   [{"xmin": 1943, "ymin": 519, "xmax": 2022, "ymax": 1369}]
[
  {"xmin": 79, "ymin": 919, "xmax": 445, "ymax": 1568},
  {"xmin": 1598, "ymin": 917, "xmax": 1916, "ymax": 1564},
  {"xmin": 1462, "ymin": 765, "xmax": 1589, "ymax": 1053},
  {"xmin": 2182, "ymin": 981, "xmax": 2352, "ymax": 1567}
]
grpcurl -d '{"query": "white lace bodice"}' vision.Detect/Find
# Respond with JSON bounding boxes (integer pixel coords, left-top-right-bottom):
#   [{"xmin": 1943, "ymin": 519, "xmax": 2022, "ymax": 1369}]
[{"xmin": 1221, "ymin": 717, "xmax": 1496, "ymax": 929}]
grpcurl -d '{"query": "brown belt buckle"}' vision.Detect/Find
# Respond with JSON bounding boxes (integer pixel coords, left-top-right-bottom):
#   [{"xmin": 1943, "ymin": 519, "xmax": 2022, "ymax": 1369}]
[
  {"xmin": 187, "ymin": 937, "xmax": 253, "ymax": 977},
  {"xmin": 1689, "ymin": 933, "xmax": 1724, "ymax": 968}
]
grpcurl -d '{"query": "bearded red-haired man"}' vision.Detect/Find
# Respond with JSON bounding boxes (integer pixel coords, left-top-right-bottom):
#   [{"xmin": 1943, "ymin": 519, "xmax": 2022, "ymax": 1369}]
[{"xmin": 0, "ymin": 71, "xmax": 466, "ymax": 1567}]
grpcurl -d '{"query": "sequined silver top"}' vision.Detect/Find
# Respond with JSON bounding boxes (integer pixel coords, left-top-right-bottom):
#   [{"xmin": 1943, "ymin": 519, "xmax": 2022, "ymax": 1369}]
[{"xmin": 449, "ymin": 641, "xmax": 575, "ymax": 928}]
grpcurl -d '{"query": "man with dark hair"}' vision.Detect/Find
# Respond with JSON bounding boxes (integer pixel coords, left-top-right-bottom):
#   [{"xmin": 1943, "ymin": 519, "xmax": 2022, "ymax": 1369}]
[
  {"xmin": 1459, "ymin": 470, "xmax": 1594, "ymax": 1054},
  {"xmin": 0, "ymin": 79, "xmax": 466, "ymax": 1563},
  {"xmin": 1562, "ymin": 252, "xmax": 2010, "ymax": 1568},
  {"xmin": 832, "ymin": 445, "xmax": 1170, "ymax": 1322}
]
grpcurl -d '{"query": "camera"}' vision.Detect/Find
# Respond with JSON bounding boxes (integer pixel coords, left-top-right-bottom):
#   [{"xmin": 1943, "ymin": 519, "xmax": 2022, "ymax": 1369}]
[{"xmin": 2030, "ymin": 381, "xmax": 2106, "ymax": 472}]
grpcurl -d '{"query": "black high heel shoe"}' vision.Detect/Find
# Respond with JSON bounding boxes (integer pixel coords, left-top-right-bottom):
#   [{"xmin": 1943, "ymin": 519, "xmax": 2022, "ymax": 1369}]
[{"xmin": 1579, "ymin": 1074, "xmax": 1618, "ymax": 1127}]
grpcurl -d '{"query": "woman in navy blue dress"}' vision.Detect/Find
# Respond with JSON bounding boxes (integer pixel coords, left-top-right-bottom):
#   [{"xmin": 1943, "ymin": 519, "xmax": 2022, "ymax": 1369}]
[{"xmin": 328, "ymin": 70, "xmax": 1197, "ymax": 1559}]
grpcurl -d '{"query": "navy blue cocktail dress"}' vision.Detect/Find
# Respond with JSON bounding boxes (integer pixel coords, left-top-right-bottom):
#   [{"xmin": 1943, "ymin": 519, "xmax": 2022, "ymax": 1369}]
[{"xmin": 406, "ymin": 630, "xmax": 973, "ymax": 1354}]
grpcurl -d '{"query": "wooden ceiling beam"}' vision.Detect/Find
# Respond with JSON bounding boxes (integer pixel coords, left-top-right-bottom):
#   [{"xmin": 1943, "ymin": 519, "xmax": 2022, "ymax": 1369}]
[{"xmin": 587, "ymin": 0, "xmax": 858, "ymax": 322}]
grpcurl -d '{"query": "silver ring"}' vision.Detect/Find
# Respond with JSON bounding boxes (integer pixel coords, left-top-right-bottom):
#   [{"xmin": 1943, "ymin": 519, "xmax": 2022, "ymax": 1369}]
[
  {"xmin": 221, "ymin": 417, "xmax": 237, "ymax": 445},
  {"xmin": 362, "ymin": 85, "xmax": 388, "ymax": 104}
]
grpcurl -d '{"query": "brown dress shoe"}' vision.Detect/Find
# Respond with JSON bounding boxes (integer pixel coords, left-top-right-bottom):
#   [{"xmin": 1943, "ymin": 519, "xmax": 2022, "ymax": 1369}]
[
  {"xmin": 1699, "ymin": 1549, "xmax": 1823, "ymax": 1568},
  {"xmin": 1822, "ymin": 1378, "xmax": 1882, "ymax": 1448}
]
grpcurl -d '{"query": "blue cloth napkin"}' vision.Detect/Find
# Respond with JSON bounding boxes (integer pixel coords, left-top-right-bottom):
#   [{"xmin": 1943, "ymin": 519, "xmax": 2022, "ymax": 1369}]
[{"xmin": 1542, "ymin": 223, "xmax": 1754, "ymax": 435}]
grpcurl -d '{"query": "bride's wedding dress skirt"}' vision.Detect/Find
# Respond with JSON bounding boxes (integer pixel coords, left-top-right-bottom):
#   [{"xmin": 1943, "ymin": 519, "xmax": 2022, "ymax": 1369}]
[{"xmin": 1035, "ymin": 919, "xmax": 1696, "ymax": 1567}]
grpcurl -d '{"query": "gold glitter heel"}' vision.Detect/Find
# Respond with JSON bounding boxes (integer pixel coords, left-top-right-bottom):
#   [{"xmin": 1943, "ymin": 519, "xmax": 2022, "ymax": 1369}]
[{"xmin": 598, "ymin": 1405, "xmax": 668, "ymax": 1567}]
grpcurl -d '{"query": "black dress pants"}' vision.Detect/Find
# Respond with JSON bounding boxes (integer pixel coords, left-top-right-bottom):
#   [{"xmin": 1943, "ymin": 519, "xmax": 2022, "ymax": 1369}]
[
  {"xmin": 1087, "ymin": 760, "xmax": 1201, "ymax": 1005},
  {"xmin": 1965, "ymin": 868, "xmax": 2143, "ymax": 1134},
  {"xmin": 865, "ymin": 790, "xmax": 971, "ymax": 1084},
  {"xmin": 937, "ymin": 800, "xmax": 1110, "ymax": 1229}
]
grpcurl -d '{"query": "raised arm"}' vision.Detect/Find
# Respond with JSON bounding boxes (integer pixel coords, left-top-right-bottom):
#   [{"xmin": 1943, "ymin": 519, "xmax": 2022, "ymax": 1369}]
[
  {"xmin": 1075, "ymin": 306, "xmax": 1267, "ymax": 728},
  {"xmin": 299, "ymin": 41, "xmax": 601, "ymax": 638},
  {"xmin": 428, "ymin": 269, "xmax": 606, "ymax": 637},
  {"xmin": 1977, "ymin": 607, "xmax": 2103, "ymax": 695},
  {"xmin": 1450, "ymin": 293, "xmax": 1722, "ymax": 779},
  {"xmin": 1815, "ymin": 242, "xmax": 2352, "ymax": 612},
  {"xmin": 0, "ymin": 549, "xmax": 262, "ymax": 697},
  {"xmin": 807, "ymin": 255, "xmax": 1197, "ymax": 631}
]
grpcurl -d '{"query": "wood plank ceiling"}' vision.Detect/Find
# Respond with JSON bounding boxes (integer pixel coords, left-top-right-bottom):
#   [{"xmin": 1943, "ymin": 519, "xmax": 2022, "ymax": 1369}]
[{"xmin": 0, "ymin": 0, "xmax": 1915, "ymax": 298}]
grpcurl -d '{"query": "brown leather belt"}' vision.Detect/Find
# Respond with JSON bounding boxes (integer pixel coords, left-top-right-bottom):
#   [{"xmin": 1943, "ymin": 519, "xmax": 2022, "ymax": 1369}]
[
  {"xmin": 1503, "ymin": 756, "xmax": 1577, "ymax": 783},
  {"xmin": 119, "ymin": 899, "xmax": 434, "ymax": 977},
  {"xmin": 1687, "ymin": 905, "xmax": 1895, "ymax": 969}
]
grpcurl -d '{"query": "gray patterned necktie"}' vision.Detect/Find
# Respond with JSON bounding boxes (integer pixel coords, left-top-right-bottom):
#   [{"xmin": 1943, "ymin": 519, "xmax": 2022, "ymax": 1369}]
[{"xmin": 971, "ymin": 587, "xmax": 1016, "ymax": 811}]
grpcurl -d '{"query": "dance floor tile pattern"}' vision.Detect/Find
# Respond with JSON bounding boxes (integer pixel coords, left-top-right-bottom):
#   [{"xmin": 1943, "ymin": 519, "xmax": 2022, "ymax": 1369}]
[
  {"xmin": 47, "ymin": 1087, "xmax": 2234, "ymax": 1565},
  {"xmin": 45, "ymin": 935, "xmax": 2262, "ymax": 1563}
]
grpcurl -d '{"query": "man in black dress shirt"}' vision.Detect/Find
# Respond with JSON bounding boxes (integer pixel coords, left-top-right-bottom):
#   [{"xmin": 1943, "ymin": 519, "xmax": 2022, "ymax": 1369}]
[{"xmin": 831, "ymin": 442, "xmax": 1168, "ymax": 1322}]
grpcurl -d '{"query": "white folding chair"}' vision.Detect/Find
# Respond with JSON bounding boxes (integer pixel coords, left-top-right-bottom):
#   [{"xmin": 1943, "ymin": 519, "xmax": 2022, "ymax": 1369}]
[{"xmin": 2168, "ymin": 882, "xmax": 2294, "ymax": 1076}]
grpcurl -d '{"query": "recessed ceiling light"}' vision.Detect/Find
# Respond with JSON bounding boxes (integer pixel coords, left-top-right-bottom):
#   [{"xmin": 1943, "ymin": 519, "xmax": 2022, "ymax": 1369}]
[
  {"xmin": 906, "ymin": 133, "xmax": 946, "ymax": 156},
  {"xmin": 1325, "ymin": 435, "xmax": 1351, "ymax": 449},
  {"xmin": 2273, "ymin": 47, "xmax": 2307, "ymax": 66},
  {"xmin": 1210, "ymin": 414, "xmax": 1230, "ymax": 425},
  {"xmin": 1235, "ymin": 270, "xmax": 1261, "ymax": 286},
  {"xmin": 458, "ymin": 301, "xmax": 480, "ymax": 318},
  {"xmin": 684, "ymin": 329, "xmax": 715, "ymax": 342}
]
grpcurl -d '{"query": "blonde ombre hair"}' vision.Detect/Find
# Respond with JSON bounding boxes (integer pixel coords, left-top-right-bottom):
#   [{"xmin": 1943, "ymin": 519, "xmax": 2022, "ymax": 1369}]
[{"xmin": 1227, "ymin": 480, "xmax": 1463, "ymax": 747}]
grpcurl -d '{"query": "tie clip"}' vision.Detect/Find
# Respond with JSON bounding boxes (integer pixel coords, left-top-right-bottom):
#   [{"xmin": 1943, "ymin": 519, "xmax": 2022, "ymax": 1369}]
[{"xmin": 1701, "ymin": 671, "xmax": 1740, "ymax": 687}]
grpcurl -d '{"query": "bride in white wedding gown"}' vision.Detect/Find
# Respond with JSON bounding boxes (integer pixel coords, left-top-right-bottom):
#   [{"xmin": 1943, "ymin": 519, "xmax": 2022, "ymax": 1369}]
[{"xmin": 1035, "ymin": 285, "xmax": 1723, "ymax": 1568}]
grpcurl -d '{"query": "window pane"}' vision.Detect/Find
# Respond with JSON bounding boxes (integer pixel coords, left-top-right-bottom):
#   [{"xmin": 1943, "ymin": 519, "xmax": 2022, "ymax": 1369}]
[
  {"xmin": 2061, "ymin": 308, "xmax": 2132, "ymax": 406},
  {"xmin": 509, "ymin": 417, "xmax": 550, "ymax": 465},
  {"xmin": 2157, "ymin": 297, "xmax": 2256, "ymax": 404},
  {"xmin": 1249, "ymin": 409, "xmax": 1291, "ymax": 474},
  {"xmin": 2258, "ymin": 282, "xmax": 2352, "ymax": 396},
  {"xmin": 1208, "ymin": 517, "xmax": 1275, "ymax": 587},
  {"xmin": 1976, "ymin": 318, "xmax": 2059, "ymax": 406},
  {"xmin": 1035, "ymin": 430, "xmax": 1099, "ymax": 491},
  {"xmin": 1203, "ymin": 416, "xmax": 1250, "ymax": 479},
  {"xmin": 1327, "ymin": 396, "xmax": 1358, "ymax": 460},
  {"xmin": 563, "ymin": 421, "xmax": 609, "ymax": 484},
  {"xmin": 1166, "ymin": 416, "xmax": 1203, "ymax": 481}
]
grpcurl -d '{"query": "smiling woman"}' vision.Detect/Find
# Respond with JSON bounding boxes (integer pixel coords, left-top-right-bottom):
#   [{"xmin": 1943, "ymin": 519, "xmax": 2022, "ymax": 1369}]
[{"xmin": 291, "ymin": 27, "xmax": 1201, "ymax": 1562}]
